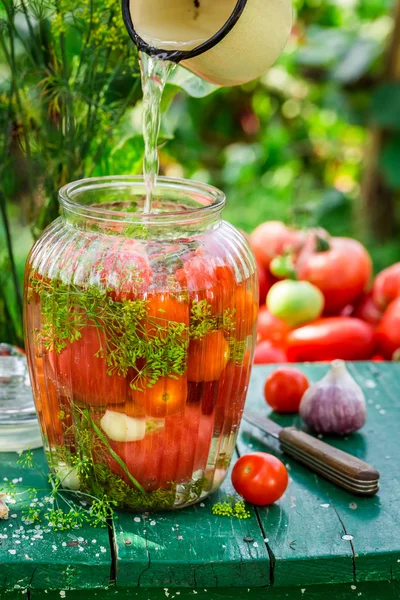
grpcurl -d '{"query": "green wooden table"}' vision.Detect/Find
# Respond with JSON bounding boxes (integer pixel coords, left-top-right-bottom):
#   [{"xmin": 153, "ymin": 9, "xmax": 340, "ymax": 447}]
[{"xmin": 1, "ymin": 363, "xmax": 400, "ymax": 599}]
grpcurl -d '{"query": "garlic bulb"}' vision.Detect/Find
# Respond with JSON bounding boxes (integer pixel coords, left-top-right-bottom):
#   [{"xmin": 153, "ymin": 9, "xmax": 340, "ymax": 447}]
[{"xmin": 299, "ymin": 361, "xmax": 366, "ymax": 435}]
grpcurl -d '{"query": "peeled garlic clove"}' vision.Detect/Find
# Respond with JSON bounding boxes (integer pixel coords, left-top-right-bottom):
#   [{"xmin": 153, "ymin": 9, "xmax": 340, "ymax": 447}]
[
  {"xmin": 54, "ymin": 461, "xmax": 81, "ymax": 491},
  {"xmin": 100, "ymin": 410, "xmax": 146, "ymax": 442},
  {"xmin": 299, "ymin": 360, "xmax": 366, "ymax": 435}
]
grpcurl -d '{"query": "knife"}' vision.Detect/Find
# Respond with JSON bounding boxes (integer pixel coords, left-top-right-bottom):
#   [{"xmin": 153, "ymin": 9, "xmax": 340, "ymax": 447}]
[{"xmin": 242, "ymin": 411, "xmax": 380, "ymax": 496}]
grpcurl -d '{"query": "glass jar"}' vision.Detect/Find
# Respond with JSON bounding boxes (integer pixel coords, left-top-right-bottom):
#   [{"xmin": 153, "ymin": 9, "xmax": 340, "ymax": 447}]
[{"xmin": 24, "ymin": 177, "xmax": 258, "ymax": 511}]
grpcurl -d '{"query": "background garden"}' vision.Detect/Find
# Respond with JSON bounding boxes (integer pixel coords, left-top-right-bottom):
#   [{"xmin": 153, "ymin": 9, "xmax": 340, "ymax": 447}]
[{"xmin": 1, "ymin": 0, "xmax": 400, "ymax": 347}]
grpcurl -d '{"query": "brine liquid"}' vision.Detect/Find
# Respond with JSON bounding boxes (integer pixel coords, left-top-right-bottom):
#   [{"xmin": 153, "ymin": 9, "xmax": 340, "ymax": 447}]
[{"xmin": 140, "ymin": 52, "xmax": 176, "ymax": 213}]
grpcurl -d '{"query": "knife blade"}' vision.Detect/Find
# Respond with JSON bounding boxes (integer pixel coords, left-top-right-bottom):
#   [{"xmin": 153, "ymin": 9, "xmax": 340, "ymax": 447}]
[{"xmin": 242, "ymin": 411, "xmax": 380, "ymax": 496}]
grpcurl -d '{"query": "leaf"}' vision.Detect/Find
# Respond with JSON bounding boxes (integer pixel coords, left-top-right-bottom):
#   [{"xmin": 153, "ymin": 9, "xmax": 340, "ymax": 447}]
[
  {"xmin": 332, "ymin": 39, "xmax": 380, "ymax": 84},
  {"xmin": 380, "ymin": 135, "xmax": 400, "ymax": 189},
  {"xmin": 167, "ymin": 66, "xmax": 219, "ymax": 98},
  {"xmin": 371, "ymin": 83, "xmax": 400, "ymax": 130},
  {"xmin": 296, "ymin": 27, "xmax": 351, "ymax": 68}
]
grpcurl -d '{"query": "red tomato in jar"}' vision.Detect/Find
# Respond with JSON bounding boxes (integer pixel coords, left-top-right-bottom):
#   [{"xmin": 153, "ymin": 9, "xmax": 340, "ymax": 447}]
[
  {"xmin": 175, "ymin": 254, "xmax": 236, "ymax": 314},
  {"xmin": 233, "ymin": 285, "xmax": 258, "ymax": 339},
  {"xmin": 131, "ymin": 375, "xmax": 188, "ymax": 419},
  {"xmin": 254, "ymin": 341, "xmax": 288, "ymax": 364},
  {"xmin": 107, "ymin": 404, "xmax": 214, "ymax": 490},
  {"xmin": 52, "ymin": 325, "xmax": 128, "ymax": 406},
  {"xmin": 232, "ymin": 452, "xmax": 288, "ymax": 505},
  {"xmin": 257, "ymin": 307, "xmax": 290, "ymax": 346},
  {"xmin": 373, "ymin": 263, "xmax": 400, "ymax": 310},
  {"xmin": 375, "ymin": 297, "xmax": 400, "ymax": 360},
  {"xmin": 146, "ymin": 293, "xmax": 190, "ymax": 338},
  {"xmin": 264, "ymin": 367, "xmax": 309, "ymax": 413},
  {"xmin": 296, "ymin": 237, "xmax": 372, "ymax": 315},
  {"xmin": 96, "ymin": 239, "xmax": 152, "ymax": 302},
  {"xmin": 216, "ymin": 351, "xmax": 252, "ymax": 431},
  {"xmin": 187, "ymin": 330, "xmax": 230, "ymax": 382},
  {"xmin": 250, "ymin": 222, "xmax": 300, "ymax": 269},
  {"xmin": 352, "ymin": 292, "xmax": 383, "ymax": 328},
  {"xmin": 286, "ymin": 317, "xmax": 374, "ymax": 362},
  {"xmin": 35, "ymin": 356, "xmax": 69, "ymax": 446}
]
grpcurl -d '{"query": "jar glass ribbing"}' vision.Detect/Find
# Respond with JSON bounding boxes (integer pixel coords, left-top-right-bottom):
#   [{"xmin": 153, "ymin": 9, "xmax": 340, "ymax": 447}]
[{"xmin": 24, "ymin": 177, "xmax": 258, "ymax": 511}]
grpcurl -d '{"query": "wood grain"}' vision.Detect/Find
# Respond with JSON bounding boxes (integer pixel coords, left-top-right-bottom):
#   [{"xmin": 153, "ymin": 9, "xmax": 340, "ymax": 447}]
[
  {"xmin": 112, "ymin": 449, "xmax": 270, "ymax": 588},
  {"xmin": 0, "ymin": 450, "xmax": 111, "ymax": 591}
]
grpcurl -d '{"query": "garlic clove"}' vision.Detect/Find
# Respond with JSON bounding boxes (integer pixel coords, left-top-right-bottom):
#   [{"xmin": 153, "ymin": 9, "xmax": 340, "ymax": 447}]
[
  {"xmin": 0, "ymin": 496, "xmax": 9, "ymax": 520},
  {"xmin": 299, "ymin": 360, "xmax": 366, "ymax": 436},
  {"xmin": 100, "ymin": 410, "xmax": 146, "ymax": 442}
]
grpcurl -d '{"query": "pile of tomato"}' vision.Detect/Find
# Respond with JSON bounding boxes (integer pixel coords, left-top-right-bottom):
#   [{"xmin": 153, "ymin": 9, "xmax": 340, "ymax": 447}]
[{"xmin": 249, "ymin": 221, "xmax": 400, "ymax": 363}]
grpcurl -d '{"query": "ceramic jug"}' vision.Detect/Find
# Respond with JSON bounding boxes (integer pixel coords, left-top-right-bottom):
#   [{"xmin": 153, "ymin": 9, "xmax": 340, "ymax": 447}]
[{"xmin": 123, "ymin": 0, "xmax": 293, "ymax": 86}]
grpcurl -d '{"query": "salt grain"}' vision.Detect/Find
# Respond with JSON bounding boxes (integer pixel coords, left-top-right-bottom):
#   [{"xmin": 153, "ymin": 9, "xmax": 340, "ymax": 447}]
[
  {"xmin": 320, "ymin": 504, "xmax": 330, "ymax": 508},
  {"xmin": 134, "ymin": 517, "xmax": 141, "ymax": 523},
  {"xmin": 200, "ymin": 503, "xmax": 205, "ymax": 507},
  {"xmin": 253, "ymin": 542, "xmax": 258, "ymax": 548},
  {"xmin": 52, "ymin": 545, "xmax": 57, "ymax": 551},
  {"xmin": 351, "ymin": 585, "xmax": 357, "ymax": 590},
  {"xmin": 62, "ymin": 542, "xmax": 67, "ymax": 547},
  {"xmin": 349, "ymin": 503, "xmax": 357, "ymax": 510},
  {"xmin": 150, "ymin": 520, "xmax": 156, "ymax": 526},
  {"xmin": 60, "ymin": 592, "xmax": 66, "ymax": 598},
  {"xmin": 264, "ymin": 538, "xmax": 269, "ymax": 543},
  {"xmin": 92, "ymin": 539, "xmax": 97, "ymax": 544},
  {"xmin": 8, "ymin": 549, "xmax": 16, "ymax": 555},
  {"xmin": 100, "ymin": 546, "xmax": 107, "ymax": 553},
  {"xmin": 342, "ymin": 534, "xmax": 354, "ymax": 541},
  {"xmin": 380, "ymin": 409, "xmax": 386, "ymax": 415},
  {"xmin": 366, "ymin": 380, "xmax": 376, "ymax": 389}
]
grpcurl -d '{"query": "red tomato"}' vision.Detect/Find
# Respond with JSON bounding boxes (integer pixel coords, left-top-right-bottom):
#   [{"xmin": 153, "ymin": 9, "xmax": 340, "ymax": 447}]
[
  {"xmin": 296, "ymin": 237, "xmax": 372, "ymax": 315},
  {"xmin": 216, "ymin": 351, "xmax": 252, "ymax": 430},
  {"xmin": 187, "ymin": 330, "xmax": 230, "ymax": 382},
  {"xmin": 254, "ymin": 341, "xmax": 288, "ymax": 364},
  {"xmin": 231, "ymin": 452, "xmax": 288, "ymax": 505},
  {"xmin": 250, "ymin": 222, "xmax": 300, "ymax": 269},
  {"xmin": 131, "ymin": 375, "xmax": 188, "ymax": 419},
  {"xmin": 375, "ymin": 297, "xmax": 400, "ymax": 359},
  {"xmin": 286, "ymin": 317, "xmax": 374, "ymax": 362},
  {"xmin": 257, "ymin": 260, "xmax": 273, "ymax": 305},
  {"xmin": 233, "ymin": 285, "xmax": 258, "ymax": 339},
  {"xmin": 175, "ymin": 254, "xmax": 236, "ymax": 314},
  {"xmin": 96, "ymin": 239, "xmax": 152, "ymax": 302},
  {"xmin": 35, "ymin": 356, "xmax": 70, "ymax": 446},
  {"xmin": 373, "ymin": 263, "xmax": 400, "ymax": 310},
  {"xmin": 352, "ymin": 292, "xmax": 383, "ymax": 328},
  {"xmin": 146, "ymin": 293, "xmax": 190, "ymax": 338},
  {"xmin": 257, "ymin": 307, "xmax": 290, "ymax": 346},
  {"xmin": 264, "ymin": 367, "xmax": 309, "ymax": 413},
  {"xmin": 107, "ymin": 404, "xmax": 214, "ymax": 490},
  {"xmin": 52, "ymin": 325, "xmax": 128, "ymax": 406}
]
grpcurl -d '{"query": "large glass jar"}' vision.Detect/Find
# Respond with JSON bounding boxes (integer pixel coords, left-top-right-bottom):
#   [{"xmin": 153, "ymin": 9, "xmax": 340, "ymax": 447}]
[{"xmin": 24, "ymin": 177, "xmax": 258, "ymax": 511}]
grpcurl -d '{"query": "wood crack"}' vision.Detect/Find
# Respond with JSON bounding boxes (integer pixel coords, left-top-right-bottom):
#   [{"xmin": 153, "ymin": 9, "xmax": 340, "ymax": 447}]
[
  {"xmin": 333, "ymin": 506, "xmax": 357, "ymax": 583},
  {"xmin": 137, "ymin": 533, "xmax": 151, "ymax": 587},
  {"xmin": 107, "ymin": 518, "xmax": 117, "ymax": 585}
]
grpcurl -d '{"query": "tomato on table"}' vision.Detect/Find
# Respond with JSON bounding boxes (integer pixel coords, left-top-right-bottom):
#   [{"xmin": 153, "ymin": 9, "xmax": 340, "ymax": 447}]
[
  {"xmin": 352, "ymin": 292, "xmax": 383, "ymax": 328},
  {"xmin": 232, "ymin": 452, "xmax": 288, "ymax": 505},
  {"xmin": 296, "ymin": 236, "xmax": 372, "ymax": 315},
  {"xmin": 286, "ymin": 317, "xmax": 374, "ymax": 362},
  {"xmin": 131, "ymin": 375, "xmax": 188, "ymax": 419},
  {"xmin": 264, "ymin": 367, "xmax": 309, "ymax": 413},
  {"xmin": 52, "ymin": 325, "xmax": 128, "ymax": 406},
  {"xmin": 187, "ymin": 330, "xmax": 230, "ymax": 382}
]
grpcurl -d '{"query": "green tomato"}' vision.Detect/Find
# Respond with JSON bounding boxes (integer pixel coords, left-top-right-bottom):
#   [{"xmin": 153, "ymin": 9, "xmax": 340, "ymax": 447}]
[{"xmin": 267, "ymin": 280, "xmax": 325, "ymax": 328}]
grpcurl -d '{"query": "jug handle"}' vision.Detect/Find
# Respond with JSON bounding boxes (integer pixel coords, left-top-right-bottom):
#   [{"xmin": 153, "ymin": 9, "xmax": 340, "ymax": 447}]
[{"xmin": 121, "ymin": 0, "xmax": 248, "ymax": 63}]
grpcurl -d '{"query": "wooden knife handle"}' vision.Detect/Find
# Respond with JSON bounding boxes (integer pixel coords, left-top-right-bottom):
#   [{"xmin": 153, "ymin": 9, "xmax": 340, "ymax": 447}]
[{"xmin": 279, "ymin": 427, "xmax": 380, "ymax": 495}]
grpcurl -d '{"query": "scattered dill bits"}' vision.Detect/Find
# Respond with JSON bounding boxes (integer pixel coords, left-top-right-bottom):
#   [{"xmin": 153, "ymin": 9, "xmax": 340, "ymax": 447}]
[{"xmin": 212, "ymin": 499, "xmax": 251, "ymax": 519}]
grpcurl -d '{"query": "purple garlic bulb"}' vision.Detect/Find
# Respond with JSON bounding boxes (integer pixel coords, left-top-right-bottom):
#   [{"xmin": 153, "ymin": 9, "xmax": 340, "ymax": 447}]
[{"xmin": 299, "ymin": 360, "xmax": 366, "ymax": 435}]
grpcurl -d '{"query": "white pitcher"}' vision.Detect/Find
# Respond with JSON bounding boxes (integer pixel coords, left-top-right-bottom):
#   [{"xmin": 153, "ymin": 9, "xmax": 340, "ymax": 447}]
[{"xmin": 123, "ymin": 0, "xmax": 293, "ymax": 87}]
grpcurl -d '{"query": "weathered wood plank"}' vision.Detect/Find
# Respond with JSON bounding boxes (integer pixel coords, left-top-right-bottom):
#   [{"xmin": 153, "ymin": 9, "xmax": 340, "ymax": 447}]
[
  {"xmin": 113, "ymin": 449, "xmax": 270, "ymax": 589},
  {"xmin": 0, "ymin": 450, "xmax": 111, "ymax": 591},
  {"xmin": 28, "ymin": 579, "xmax": 400, "ymax": 600},
  {"xmin": 238, "ymin": 364, "xmax": 400, "ymax": 588}
]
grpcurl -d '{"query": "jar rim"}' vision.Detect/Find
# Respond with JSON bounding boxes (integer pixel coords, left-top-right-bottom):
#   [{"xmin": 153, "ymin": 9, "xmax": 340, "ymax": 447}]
[{"xmin": 59, "ymin": 176, "xmax": 226, "ymax": 224}]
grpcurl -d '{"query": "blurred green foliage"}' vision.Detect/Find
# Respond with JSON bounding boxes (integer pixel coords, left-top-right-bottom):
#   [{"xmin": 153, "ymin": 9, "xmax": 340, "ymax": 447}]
[{"xmin": 1, "ymin": 0, "xmax": 400, "ymax": 346}]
